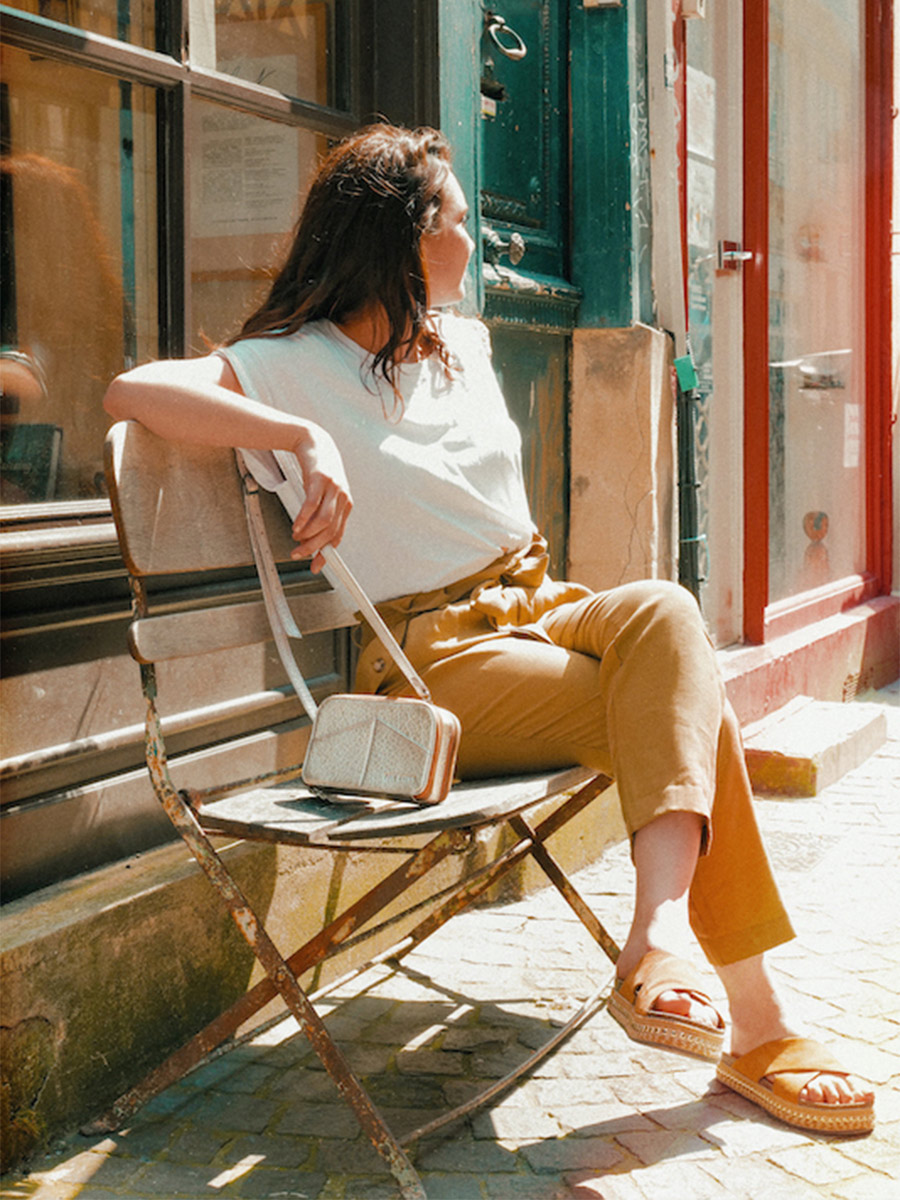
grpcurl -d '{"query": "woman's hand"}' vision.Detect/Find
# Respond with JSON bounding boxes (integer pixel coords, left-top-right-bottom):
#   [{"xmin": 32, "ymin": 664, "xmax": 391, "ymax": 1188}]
[{"xmin": 289, "ymin": 425, "xmax": 353, "ymax": 572}]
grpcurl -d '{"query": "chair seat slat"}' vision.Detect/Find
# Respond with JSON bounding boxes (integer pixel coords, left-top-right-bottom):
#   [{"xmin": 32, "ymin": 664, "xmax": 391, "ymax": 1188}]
[{"xmin": 198, "ymin": 766, "xmax": 598, "ymax": 842}]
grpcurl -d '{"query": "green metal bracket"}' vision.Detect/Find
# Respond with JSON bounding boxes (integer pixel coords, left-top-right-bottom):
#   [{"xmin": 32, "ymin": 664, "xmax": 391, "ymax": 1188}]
[{"xmin": 674, "ymin": 354, "xmax": 699, "ymax": 393}]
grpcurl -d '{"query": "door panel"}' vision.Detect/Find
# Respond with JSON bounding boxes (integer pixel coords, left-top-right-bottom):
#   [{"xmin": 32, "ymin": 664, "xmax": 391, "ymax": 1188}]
[
  {"xmin": 479, "ymin": 0, "xmax": 573, "ymax": 575},
  {"xmin": 491, "ymin": 327, "xmax": 568, "ymax": 572},
  {"xmin": 480, "ymin": 0, "xmax": 566, "ymax": 277}
]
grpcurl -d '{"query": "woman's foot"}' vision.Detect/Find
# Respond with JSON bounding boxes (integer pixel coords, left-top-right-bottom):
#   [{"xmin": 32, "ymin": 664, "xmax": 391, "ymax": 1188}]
[
  {"xmin": 615, "ymin": 811, "xmax": 725, "ymax": 1045},
  {"xmin": 717, "ymin": 1038, "xmax": 875, "ymax": 1132},
  {"xmin": 616, "ymin": 941, "xmax": 723, "ymax": 1031},
  {"xmin": 717, "ymin": 954, "xmax": 874, "ymax": 1110},
  {"xmin": 610, "ymin": 948, "xmax": 726, "ymax": 1061}
]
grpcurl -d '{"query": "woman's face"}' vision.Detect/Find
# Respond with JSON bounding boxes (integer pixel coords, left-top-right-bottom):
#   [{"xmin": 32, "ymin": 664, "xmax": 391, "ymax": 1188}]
[{"xmin": 420, "ymin": 171, "xmax": 474, "ymax": 308}]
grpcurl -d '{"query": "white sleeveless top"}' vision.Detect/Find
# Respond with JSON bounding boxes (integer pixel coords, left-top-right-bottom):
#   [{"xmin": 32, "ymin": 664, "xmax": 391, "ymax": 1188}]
[{"xmin": 219, "ymin": 313, "xmax": 535, "ymax": 603}]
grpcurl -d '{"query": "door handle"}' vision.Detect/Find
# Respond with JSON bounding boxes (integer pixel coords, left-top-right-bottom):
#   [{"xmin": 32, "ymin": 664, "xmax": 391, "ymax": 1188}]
[
  {"xmin": 483, "ymin": 226, "xmax": 526, "ymax": 267},
  {"xmin": 484, "ymin": 13, "xmax": 527, "ymax": 61},
  {"xmin": 717, "ymin": 240, "xmax": 753, "ymax": 270}
]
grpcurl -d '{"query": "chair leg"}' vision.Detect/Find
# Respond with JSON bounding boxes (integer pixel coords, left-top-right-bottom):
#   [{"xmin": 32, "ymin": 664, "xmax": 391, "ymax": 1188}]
[
  {"xmin": 400, "ymin": 974, "xmax": 614, "ymax": 1147},
  {"xmin": 90, "ymin": 786, "xmax": 427, "ymax": 1199},
  {"xmin": 509, "ymin": 812, "xmax": 620, "ymax": 965},
  {"xmin": 85, "ymin": 824, "xmax": 467, "ymax": 1135},
  {"xmin": 173, "ymin": 799, "xmax": 428, "ymax": 1199},
  {"xmin": 390, "ymin": 775, "xmax": 616, "ymax": 965},
  {"xmin": 85, "ymin": 772, "xmax": 615, "ymax": 1199}
]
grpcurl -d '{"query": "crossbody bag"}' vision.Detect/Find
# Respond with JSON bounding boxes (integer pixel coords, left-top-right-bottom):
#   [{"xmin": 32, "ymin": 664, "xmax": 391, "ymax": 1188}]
[{"xmin": 237, "ymin": 448, "xmax": 461, "ymax": 806}]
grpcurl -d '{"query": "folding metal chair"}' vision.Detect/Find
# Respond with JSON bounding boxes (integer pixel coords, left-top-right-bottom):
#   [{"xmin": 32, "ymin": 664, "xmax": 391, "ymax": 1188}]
[{"xmin": 89, "ymin": 420, "xmax": 620, "ymax": 1199}]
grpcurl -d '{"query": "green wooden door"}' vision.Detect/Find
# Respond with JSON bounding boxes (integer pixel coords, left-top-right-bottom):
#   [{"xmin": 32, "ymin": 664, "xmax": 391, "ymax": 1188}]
[{"xmin": 479, "ymin": 1, "xmax": 578, "ymax": 574}]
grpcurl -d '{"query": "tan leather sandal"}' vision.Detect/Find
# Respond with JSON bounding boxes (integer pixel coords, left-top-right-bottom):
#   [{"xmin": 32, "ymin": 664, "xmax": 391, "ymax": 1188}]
[
  {"xmin": 716, "ymin": 1036, "xmax": 875, "ymax": 1134},
  {"xmin": 608, "ymin": 949, "xmax": 726, "ymax": 1062}
]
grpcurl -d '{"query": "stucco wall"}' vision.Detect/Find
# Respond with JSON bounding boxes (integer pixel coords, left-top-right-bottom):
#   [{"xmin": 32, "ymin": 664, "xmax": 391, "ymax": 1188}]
[{"xmin": 568, "ymin": 325, "xmax": 677, "ymax": 589}]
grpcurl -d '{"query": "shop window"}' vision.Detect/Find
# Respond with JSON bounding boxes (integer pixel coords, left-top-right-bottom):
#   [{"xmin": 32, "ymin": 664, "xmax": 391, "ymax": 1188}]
[
  {"xmin": 0, "ymin": 45, "xmax": 158, "ymax": 505},
  {"xmin": 4, "ymin": 0, "xmax": 157, "ymax": 51},
  {"xmin": 688, "ymin": 0, "xmax": 888, "ymax": 644},
  {"xmin": 190, "ymin": 0, "xmax": 352, "ymax": 111},
  {"xmin": 766, "ymin": 0, "xmax": 866, "ymax": 602},
  {"xmin": 0, "ymin": 0, "xmax": 389, "ymax": 899}
]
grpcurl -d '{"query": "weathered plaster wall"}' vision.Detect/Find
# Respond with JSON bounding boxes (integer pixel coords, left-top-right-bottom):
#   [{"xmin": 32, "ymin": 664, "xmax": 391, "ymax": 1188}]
[{"xmin": 568, "ymin": 325, "xmax": 677, "ymax": 589}]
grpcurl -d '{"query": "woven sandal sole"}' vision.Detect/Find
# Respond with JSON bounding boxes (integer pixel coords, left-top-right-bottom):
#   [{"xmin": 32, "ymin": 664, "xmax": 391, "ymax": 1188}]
[
  {"xmin": 716, "ymin": 1057, "xmax": 875, "ymax": 1134},
  {"xmin": 608, "ymin": 984, "xmax": 725, "ymax": 1063}
]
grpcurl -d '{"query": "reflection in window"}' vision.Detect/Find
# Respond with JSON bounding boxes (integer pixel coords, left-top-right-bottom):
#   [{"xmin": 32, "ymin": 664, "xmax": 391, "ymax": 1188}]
[
  {"xmin": 190, "ymin": 99, "xmax": 327, "ymax": 350},
  {"xmin": 5, "ymin": 0, "xmax": 156, "ymax": 52},
  {"xmin": 0, "ymin": 46, "xmax": 158, "ymax": 504},
  {"xmin": 767, "ymin": 0, "xmax": 866, "ymax": 600},
  {"xmin": 190, "ymin": 0, "xmax": 351, "ymax": 110}
]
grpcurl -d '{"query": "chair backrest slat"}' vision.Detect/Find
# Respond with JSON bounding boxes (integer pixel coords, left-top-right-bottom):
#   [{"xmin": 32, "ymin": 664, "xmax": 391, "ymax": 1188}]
[
  {"xmin": 129, "ymin": 591, "xmax": 356, "ymax": 663},
  {"xmin": 105, "ymin": 421, "xmax": 356, "ymax": 667},
  {"xmin": 105, "ymin": 421, "xmax": 297, "ymax": 576}
]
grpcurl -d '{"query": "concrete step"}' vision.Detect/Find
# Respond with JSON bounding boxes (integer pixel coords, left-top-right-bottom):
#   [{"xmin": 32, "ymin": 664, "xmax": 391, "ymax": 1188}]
[{"xmin": 742, "ymin": 694, "xmax": 887, "ymax": 797}]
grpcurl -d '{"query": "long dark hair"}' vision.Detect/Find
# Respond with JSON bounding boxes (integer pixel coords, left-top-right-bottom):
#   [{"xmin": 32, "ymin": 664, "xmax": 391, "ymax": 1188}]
[{"xmin": 230, "ymin": 124, "xmax": 456, "ymax": 395}]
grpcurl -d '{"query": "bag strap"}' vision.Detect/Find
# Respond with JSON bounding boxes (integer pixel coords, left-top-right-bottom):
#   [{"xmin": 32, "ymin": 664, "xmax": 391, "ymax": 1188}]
[
  {"xmin": 240, "ymin": 459, "xmax": 321, "ymax": 723},
  {"xmin": 236, "ymin": 451, "xmax": 433, "ymax": 710}
]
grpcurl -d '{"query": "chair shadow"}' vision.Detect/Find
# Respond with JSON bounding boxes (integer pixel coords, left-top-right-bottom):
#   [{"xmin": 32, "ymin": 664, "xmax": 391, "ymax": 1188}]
[{"xmin": 53, "ymin": 953, "xmax": 613, "ymax": 1194}]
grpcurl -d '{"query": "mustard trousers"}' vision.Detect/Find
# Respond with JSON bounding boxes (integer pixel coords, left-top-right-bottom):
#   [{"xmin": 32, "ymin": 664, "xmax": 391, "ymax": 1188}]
[{"xmin": 355, "ymin": 549, "xmax": 795, "ymax": 968}]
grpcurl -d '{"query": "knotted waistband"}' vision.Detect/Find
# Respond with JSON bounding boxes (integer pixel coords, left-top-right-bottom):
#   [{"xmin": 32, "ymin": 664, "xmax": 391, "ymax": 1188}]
[{"xmin": 359, "ymin": 534, "xmax": 592, "ymax": 652}]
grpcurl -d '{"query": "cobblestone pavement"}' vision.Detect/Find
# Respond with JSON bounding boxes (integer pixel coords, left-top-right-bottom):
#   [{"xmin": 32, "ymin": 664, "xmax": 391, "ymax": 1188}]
[{"xmin": 4, "ymin": 684, "xmax": 899, "ymax": 1200}]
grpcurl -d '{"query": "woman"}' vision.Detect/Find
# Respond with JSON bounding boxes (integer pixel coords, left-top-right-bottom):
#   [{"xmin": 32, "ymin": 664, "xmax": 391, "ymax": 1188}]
[{"xmin": 104, "ymin": 124, "xmax": 874, "ymax": 1133}]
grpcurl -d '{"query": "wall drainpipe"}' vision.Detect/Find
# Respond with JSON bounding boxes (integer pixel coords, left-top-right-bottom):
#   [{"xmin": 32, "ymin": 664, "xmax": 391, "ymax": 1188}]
[
  {"xmin": 674, "ymin": 351, "xmax": 704, "ymax": 604},
  {"xmin": 646, "ymin": 2, "xmax": 706, "ymax": 609}
]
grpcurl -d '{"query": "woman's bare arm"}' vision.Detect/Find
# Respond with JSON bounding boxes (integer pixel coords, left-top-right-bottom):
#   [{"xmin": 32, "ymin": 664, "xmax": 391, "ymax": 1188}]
[
  {"xmin": 103, "ymin": 354, "xmax": 352, "ymax": 569},
  {"xmin": 105, "ymin": 354, "xmax": 315, "ymax": 451}
]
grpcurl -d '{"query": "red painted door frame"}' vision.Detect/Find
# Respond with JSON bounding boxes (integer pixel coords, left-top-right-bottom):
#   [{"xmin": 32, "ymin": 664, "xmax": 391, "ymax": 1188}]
[
  {"xmin": 742, "ymin": 0, "xmax": 770, "ymax": 645},
  {"xmin": 741, "ymin": 0, "xmax": 893, "ymax": 645}
]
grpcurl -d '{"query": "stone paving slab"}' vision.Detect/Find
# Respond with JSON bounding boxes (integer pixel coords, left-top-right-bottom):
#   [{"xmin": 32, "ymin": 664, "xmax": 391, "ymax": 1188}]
[
  {"xmin": 3, "ymin": 684, "xmax": 898, "ymax": 1200},
  {"xmin": 743, "ymin": 695, "xmax": 887, "ymax": 796}
]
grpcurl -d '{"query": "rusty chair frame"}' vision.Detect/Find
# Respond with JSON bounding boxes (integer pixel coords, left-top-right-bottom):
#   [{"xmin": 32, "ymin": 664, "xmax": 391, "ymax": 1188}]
[{"xmin": 90, "ymin": 420, "xmax": 620, "ymax": 1200}]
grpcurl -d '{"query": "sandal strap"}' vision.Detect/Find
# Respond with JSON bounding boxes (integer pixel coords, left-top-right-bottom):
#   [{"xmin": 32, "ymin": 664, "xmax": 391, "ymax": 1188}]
[
  {"xmin": 731, "ymin": 1037, "xmax": 849, "ymax": 1102},
  {"xmin": 619, "ymin": 950, "xmax": 722, "ymax": 1023}
]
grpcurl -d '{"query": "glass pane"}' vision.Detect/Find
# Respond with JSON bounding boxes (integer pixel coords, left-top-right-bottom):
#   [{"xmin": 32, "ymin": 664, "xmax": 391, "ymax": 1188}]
[
  {"xmin": 686, "ymin": 2, "xmax": 745, "ymax": 647},
  {"xmin": 1, "ymin": 45, "xmax": 158, "ymax": 504},
  {"xmin": 189, "ymin": 98, "xmax": 327, "ymax": 350},
  {"xmin": 190, "ymin": 0, "xmax": 351, "ymax": 110},
  {"xmin": 5, "ymin": 0, "xmax": 156, "ymax": 52},
  {"xmin": 768, "ymin": 0, "xmax": 866, "ymax": 601},
  {"xmin": 686, "ymin": 35, "xmax": 717, "ymax": 621}
]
